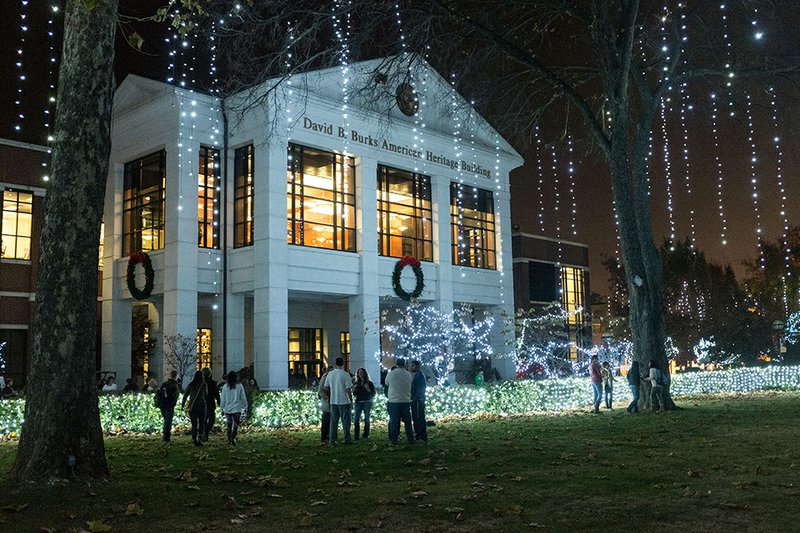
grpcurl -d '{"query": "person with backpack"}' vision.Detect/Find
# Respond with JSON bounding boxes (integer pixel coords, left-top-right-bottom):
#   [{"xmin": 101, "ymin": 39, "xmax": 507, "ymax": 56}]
[
  {"xmin": 644, "ymin": 360, "xmax": 667, "ymax": 412},
  {"xmin": 182, "ymin": 371, "xmax": 208, "ymax": 446},
  {"xmin": 156, "ymin": 370, "xmax": 180, "ymax": 442}
]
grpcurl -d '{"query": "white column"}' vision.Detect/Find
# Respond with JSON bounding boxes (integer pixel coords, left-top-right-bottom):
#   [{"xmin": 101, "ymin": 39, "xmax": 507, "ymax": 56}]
[
  {"xmin": 161, "ymin": 134, "xmax": 198, "ymax": 385},
  {"xmin": 433, "ymin": 176, "xmax": 454, "ymax": 312},
  {"xmin": 225, "ymin": 292, "xmax": 246, "ymax": 375},
  {"xmin": 101, "ymin": 163, "xmax": 130, "ymax": 381},
  {"xmin": 493, "ymin": 168, "xmax": 516, "ymax": 379},
  {"xmin": 147, "ymin": 301, "xmax": 163, "ymax": 382},
  {"xmin": 253, "ymin": 135, "xmax": 288, "ymax": 390},
  {"xmin": 348, "ymin": 156, "xmax": 381, "ymax": 379}
]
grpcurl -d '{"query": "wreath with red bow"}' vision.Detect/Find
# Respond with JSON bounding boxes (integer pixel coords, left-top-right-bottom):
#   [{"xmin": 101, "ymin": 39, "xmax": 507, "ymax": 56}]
[
  {"xmin": 126, "ymin": 252, "xmax": 154, "ymax": 300},
  {"xmin": 392, "ymin": 255, "xmax": 424, "ymax": 301}
]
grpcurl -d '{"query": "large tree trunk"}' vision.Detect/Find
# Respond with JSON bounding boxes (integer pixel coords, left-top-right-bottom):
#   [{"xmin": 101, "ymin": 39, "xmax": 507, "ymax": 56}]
[{"xmin": 13, "ymin": 0, "xmax": 118, "ymax": 481}]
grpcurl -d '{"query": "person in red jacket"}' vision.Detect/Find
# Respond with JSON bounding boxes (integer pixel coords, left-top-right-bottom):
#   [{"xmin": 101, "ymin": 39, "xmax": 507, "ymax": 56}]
[{"xmin": 589, "ymin": 354, "xmax": 603, "ymax": 414}]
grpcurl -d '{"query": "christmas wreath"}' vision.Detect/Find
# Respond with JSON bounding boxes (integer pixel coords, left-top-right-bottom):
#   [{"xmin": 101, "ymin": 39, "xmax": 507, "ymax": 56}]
[
  {"xmin": 127, "ymin": 252, "xmax": 154, "ymax": 300},
  {"xmin": 392, "ymin": 255, "xmax": 424, "ymax": 301}
]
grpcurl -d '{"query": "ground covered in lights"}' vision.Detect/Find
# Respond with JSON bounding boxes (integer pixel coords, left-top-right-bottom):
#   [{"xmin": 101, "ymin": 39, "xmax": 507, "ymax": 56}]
[{"xmin": 1, "ymin": 392, "xmax": 799, "ymax": 532}]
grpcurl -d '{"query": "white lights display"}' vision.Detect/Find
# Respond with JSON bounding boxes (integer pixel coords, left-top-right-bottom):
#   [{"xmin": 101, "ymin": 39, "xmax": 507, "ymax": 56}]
[
  {"xmin": 379, "ymin": 303, "xmax": 494, "ymax": 385},
  {"xmin": 3, "ymin": 365, "xmax": 800, "ymax": 438}
]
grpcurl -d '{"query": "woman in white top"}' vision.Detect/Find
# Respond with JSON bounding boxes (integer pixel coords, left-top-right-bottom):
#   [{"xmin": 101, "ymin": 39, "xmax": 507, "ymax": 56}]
[
  {"xmin": 220, "ymin": 371, "xmax": 247, "ymax": 445},
  {"xmin": 101, "ymin": 376, "xmax": 118, "ymax": 392}
]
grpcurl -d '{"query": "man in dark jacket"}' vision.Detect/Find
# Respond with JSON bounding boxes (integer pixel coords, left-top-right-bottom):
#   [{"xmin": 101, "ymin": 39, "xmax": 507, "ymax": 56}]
[
  {"xmin": 202, "ymin": 367, "xmax": 221, "ymax": 442},
  {"xmin": 410, "ymin": 360, "xmax": 427, "ymax": 442},
  {"xmin": 159, "ymin": 370, "xmax": 180, "ymax": 442}
]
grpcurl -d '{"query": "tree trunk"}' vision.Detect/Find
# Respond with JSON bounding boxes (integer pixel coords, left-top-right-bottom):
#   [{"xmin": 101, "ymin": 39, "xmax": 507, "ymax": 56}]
[{"xmin": 13, "ymin": 0, "xmax": 118, "ymax": 481}]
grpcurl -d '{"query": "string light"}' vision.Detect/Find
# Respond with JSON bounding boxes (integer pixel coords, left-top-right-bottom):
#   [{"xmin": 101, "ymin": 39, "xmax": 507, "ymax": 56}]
[
  {"xmin": 744, "ymin": 93, "xmax": 764, "ymax": 268},
  {"xmin": 709, "ymin": 93, "xmax": 728, "ymax": 246},
  {"xmin": 534, "ymin": 125, "xmax": 546, "ymax": 235},
  {"xmin": 768, "ymin": 87, "xmax": 790, "ymax": 316},
  {"xmin": 13, "ymin": 0, "xmax": 30, "ymax": 133},
  {"xmin": 659, "ymin": 97, "xmax": 676, "ymax": 249}
]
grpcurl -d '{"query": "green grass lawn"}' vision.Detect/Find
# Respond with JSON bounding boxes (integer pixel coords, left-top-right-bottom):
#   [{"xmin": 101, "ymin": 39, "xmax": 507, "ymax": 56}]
[{"xmin": 1, "ymin": 392, "xmax": 799, "ymax": 532}]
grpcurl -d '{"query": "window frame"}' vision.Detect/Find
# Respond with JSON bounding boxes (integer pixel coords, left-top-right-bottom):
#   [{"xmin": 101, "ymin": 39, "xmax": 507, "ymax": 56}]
[
  {"xmin": 377, "ymin": 165, "xmax": 433, "ymax": 261},
  {"xmin": 450, "ymin": 183, "xmax": 497, "ymax": 270},
  {"xmin": 197, "ymin": 145, "xmax": 221, "ymax": 249},
  {"xmin": 233, "ymin": 144, "xmax": 254, "ymax": 248},
  {"xmin": 122, "ymin": 151, "xmax": 166, "ymax": 256},
  {"xmin": 286, "ymin": 143, "xmax": 356, "ymax": 252},
  {"xmin": 1, "ymin": 188, "xmax": 34, "ymax": 260}
]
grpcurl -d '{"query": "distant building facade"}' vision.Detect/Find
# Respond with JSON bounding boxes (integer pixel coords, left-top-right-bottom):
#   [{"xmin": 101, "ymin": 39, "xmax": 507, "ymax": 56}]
[
  {"xmin": 511, "ymin": 231, "xmax": 592, "ymax": 358},
  {"xmin": 0, "ymin": 139, "xmax": 50, "ymax": 386}
]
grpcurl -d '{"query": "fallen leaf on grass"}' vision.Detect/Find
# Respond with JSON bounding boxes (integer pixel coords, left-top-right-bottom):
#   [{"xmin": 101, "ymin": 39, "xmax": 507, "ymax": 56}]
[
  {"xmin": 310, "ymin": 501, "xmax": 328, "ymax": 506},
  {"xmin": 418, "ymin": 458, "xmax": 431, "ymax": 465},
  {"xmin": 87, "ymin": 521, "xmax": 113, "ymax": 532},
  {"xmin": 184, "ymin": 501, "xmax": 199, "ymax": 508},
  {"xmin": 65, "ymin": 511, "xmax": 76, "ymax": 519},
  {"xmin": 408, "ymin": 491, "xmax": 428, "ymax": 499},
  {"xmin": 223, "ymin": 496, "xmax": 240, "ymax": 510},
  {"xmin": 445, "ymin": 507, "xmax": 464, "ymax": 514},
  {"xmin": 528, "ymin": 523, "xmax": 546, "ymax": 528},
  {"xmin": 125, "ymin": 502, "xmax": 143, "ymax": 516},
  {"xmin": 3, "ymin": 503, "xmax": 29, "ymax": 513},
  {"xmin": 266, "ymin": 493, "xmax": 283, "ymax": 498},
  {"xmin": 187, "ymin": 485, "xmax": 200, "ymax": 491},
  {"xmin": 38, "ymin": 528, "xmax": 56, "ymax": 533}
]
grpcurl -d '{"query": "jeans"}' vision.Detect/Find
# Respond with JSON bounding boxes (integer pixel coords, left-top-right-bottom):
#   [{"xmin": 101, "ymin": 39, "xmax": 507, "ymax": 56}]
[
  {"xmin": 411, "ymin": 399, "xmax": 427, "ymax": 441},
  {"xmin": 591, "ymin": 382, "xmax": 602, "ymax": 411},
  {"xmin": 330, "ymin": 403, "xmax": 352, "ymax": 443},
  {"xmin": 354, "ymin": 400, "xmax": 372, "ymax": 439},
  {"xmin": 387, "ymin": 402, "xmax": 414, "ymax": 444},
  {"xmin": 627, "ymin": 385, "xmax": 640, "ymax": 413},
  {"xmin": 604, "ymin": 383, "xmax": 613, "ymax": 408},
  {"xmin": 651, "ymin": 384, "xmax": 665, "ymax": 410},
  {"xmin": 321, "ymin": 411, "xmax": 331, "ymax": 442},
  {"xmin": 189, "ymin": 408, "xmax": 206, "ymax": 443},
  {"xmin": 225, "ymin": 412, "xmax": 241, "ymax": 444},
  {"xmin": 204, "ymin": 405, "xmax": 216, "ymax": 440},
  {"xmin": 161, "ymin": 406, "xmax": 175, "ymax": 442}
]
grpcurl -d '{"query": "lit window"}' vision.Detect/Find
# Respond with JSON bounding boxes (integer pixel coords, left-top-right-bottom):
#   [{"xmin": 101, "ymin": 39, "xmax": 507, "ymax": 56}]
[
  {"xmin": 123, "ymin": 151, "xmax": 165, "ymax": 255},
  {"xmin": 287, "ymin": 144, "xmax": 356, "ymax": 252},
  {"xmin": 288, "ymin": 327, "xmax": 324, "ymax": 388},
  {"xmin": 340, "ymin": 331, "xmax": 351, "ymax": 372},
  {"xmin": 561, "ymin": 266, "xmax": 586, "ymax": 359},
  {"xmin": 234, "ymin": 145, "xmax": 254, "ymax": 247},
  {"xmin": 1, "ymin": 189, "xmax": 33, "ymax": 260},
  {"xmin": 450, "ymin": 184, "xmax": 496, "ymax": 269},
  {"xmin": 196, "ymin": 328, "xmax": 212, "ymax": 370},
  {"xmin": 377, "ymin": 165, "xmax": 432, "ymax": 261},
  {"xmin": 198, "ymin": 146, "xmax": 220, "ymax": 249}
]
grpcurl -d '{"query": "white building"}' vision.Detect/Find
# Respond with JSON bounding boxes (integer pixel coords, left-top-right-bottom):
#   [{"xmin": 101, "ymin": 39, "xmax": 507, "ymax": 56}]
[{"xmin": 100, "ymin": 59, "xmax": 523, "ymax": 389}]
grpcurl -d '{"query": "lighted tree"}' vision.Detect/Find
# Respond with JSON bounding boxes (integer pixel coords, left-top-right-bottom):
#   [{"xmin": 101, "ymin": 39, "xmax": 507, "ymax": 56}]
[
  {"xmin": 214, "ymin": 1, "xmax": 800, "ymax": 411},
  {"xmin": 380, "ymin": 303, "xmax": 494, "ymax": 385},
  {"xmin": 509, "ymin": 303, "xmax": 573, "ymax": 379}
]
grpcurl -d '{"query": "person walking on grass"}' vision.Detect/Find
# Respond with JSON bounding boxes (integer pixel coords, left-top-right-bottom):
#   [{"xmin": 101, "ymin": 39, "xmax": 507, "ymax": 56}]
[
  {"xmin": 220, "ymin": 371, "xmax": 247, "ymax": 445},
  {"xmin": 352, "ymin": 367, "xmax": 375, "ymax": 440},
  {"xmin": 318, "ymin": 365, "xmax": 334, "ymax": 442},
  {"xmin": 410, "ymin": 360, "xmax": 427, "ymax": 442},
  {"xmin": 325, "ymin": 357, "xmax": 353, "ymax": 444},
  {"xmin": 385, "ymin": 358, "xmax": 414, "ymax": 445},
  {"xmin": 182, "ymin": 371, "xmax": 208, "ymax": 446},
  {"xmin": 202, "ymin": 367, "xmax": 220, "ymax": 442},
  {"xmin": 589, "ymin": 354, "xmax": 602, "ymax": 414},
  {"xmin": 626, "ymin": 360, "xmax": 641, "ymax": 413},
  {"xmin": 602, "ymin": 361, "xmax": 616, "ymax": 409},
  {"xmin": 158, "ymin": 370, "xmax": 180, "ymax": 442}
]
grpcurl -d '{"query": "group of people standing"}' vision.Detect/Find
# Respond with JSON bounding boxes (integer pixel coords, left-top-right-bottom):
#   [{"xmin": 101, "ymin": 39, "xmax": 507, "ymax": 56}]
[
  {"xmin": 317, "ymin": 357, "xmax": 428, "ymax": 445},
  {"xmin": 590, "ymin": 355, "xmax": 669, "ymax": 413},
  {"xmin": 157, "ymin": 367, "xmax": 248, "ymax": 446}
]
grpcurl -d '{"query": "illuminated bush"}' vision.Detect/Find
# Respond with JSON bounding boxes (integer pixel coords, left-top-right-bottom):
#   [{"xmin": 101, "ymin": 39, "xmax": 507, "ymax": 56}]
[{"xmin": 2, "ymin": 365, "xmax": 800, "ymax": 438}]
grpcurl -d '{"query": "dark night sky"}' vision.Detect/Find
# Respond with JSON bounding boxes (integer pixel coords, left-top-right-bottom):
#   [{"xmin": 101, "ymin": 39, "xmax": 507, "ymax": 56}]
[{"xmin": 3, "ymin": 2, "xmax": 800, "ymax": 299}]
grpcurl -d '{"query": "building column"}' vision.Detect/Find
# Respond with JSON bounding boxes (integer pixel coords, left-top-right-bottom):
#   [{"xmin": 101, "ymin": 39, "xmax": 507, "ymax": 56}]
[
  {"xmin": 493, "ymin": 167, "xmax": 516, "ymax": 379},
  {"xmin": 161, "ymin": 133, "xmax": 198, "ymax": 385},
  {"xmin": 101, "ymin": 162, "xmax": 130, "ymax": 382},
  {"xmin": 252, "ymin": 133, "xmax": 288, "ymax": 390},
  {"xmin": 433, "ymin": 177, "xmax": 454, "ymax": 313},
  {"xmin": 348, "ymin": 156, "xmax": 381, "ymax": 380},
  {"xmin": 224, "ymin": 292, "xmax": 246, "ymax": 375},
  {"xmin": 147, "ymin": 300, "xmax": 162, "ymax": 382}
]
